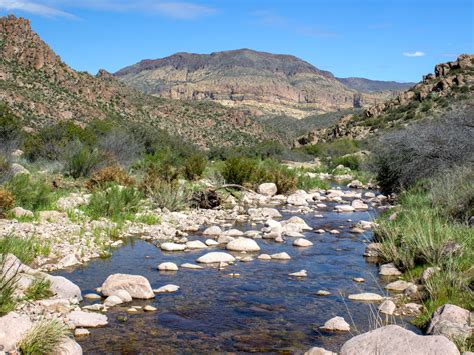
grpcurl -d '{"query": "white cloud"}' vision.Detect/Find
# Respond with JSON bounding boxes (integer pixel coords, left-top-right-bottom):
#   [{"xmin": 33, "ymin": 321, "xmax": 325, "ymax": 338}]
[
  {"xmin": 403, "ymin": 51, "xmax": 426, "ymax": 57},
  {"xmin": 0, "ymin": 0, "xmax": 75, "ymax": 18}
]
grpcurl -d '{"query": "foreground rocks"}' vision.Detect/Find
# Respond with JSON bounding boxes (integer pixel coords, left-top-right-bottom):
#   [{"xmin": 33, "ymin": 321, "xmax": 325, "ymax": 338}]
[
  {"xmin": 340, "ymin": 325, "xmax": 460, "ymax": 355},
  {"xmin": 427, "ymin": 304, "xmax": 473, "ymax": 343},
  {"xmin": 101, "ymin": 274, "xmax": 155, "ymax": 299},
  {"xmin": 0, "ymin": 312, "xmax": 32, "ymax": 352}
]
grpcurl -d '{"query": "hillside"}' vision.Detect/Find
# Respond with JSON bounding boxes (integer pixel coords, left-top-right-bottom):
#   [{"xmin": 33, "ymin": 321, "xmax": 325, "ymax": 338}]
[
  {"xmin": 294, "ymin": 54, "xmax": 474, "ymax": 146},
  {"xmin": 0, "ymin": 15, "xmax": 273, "ymax": 149},
  {"xmin": 336, "ymin": 77, "xmax": 414, "ymax": 93},
  {"xmin": 115, "ymin": 49, "xmax": 400, "ymax": 118}
]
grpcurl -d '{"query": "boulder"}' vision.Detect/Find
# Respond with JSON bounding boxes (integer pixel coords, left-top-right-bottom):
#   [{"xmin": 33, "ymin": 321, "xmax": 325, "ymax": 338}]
[
  {"xmin": 261, "ymin": 207, "xmax": 282, "ymax": 218},
  {"xmin": 47, "ymin": 275, "xmax": 82, "ymax": 301},
  {"xmin": 386, "ymin": 280, "xmax": 414, "ymax": 292},
  {"xmin": 378, "ymin": 300, "xmax": 396, "ymax": 315},
  {"xmin": 226, "ymin": 237, "xmax": 261, "ymax": 252},
  {"xmin": 154, "ymin": 284, "xmax": 180, "ymax": 293},
  {"xmin": 271, "ymin": 252, "xmax": 291, "ymax": 260},
  {"xmin": 379, "ymin": 263, "xmax": 402, "ymax": 276},
  {"xmin": 258, "ymin": 183, "xmax": 278, "ymax": 197},
  {"xmin": 224, "ymin": 229, "xmax": 244, "ymax": 237},
  {"xmin": 157, "ymin": 262, "xmax": 179, "ymax": 271},
  {"xmin": 196, "ymin": 252, "xmax": 236, "ymax": 264},
  {"xmin": 112, "ymin": 290, "xmax": 132, "ymax": 303},
  {"xmin": 59, "ymin": 254, "xmax": 81, "ymax": 268},
  {"xmin": 52, "ymin": 337, "xmax": 83, "ymax": 355},
  {"xmin": 287, "ymin": 191, "xmax": 309, "ymax": 206},
  {"xmin": 335, "ymin": 205, "xmax": 355, "ymax": 213},
  {"xmin": 0, "ymin": 312, "xmax": 32, "ymax": 352},
  {"xmin": 304, "ymin": 347, "xmax": 336, "ymax": 355},
  {"xmin": 160, "ymin": 242, "xmax": 186, "ymax": 252},
  {"xmin": 351, "ymin": 199, "xmax": 369, "ymax": 211},
  {"xmin": 348, "ymin": 293, "xmax": 384, "ymax": 302},
  {"xmin": 364, "ymin": 243, "xmax": 382, "ymax": 257},
  {"xmin": 217, "ymin": 235, "xmax": 235, "ymax": 244},
  {"xmin": 427, "ymin": 304, "xmax": 473, "ymax": 343},
  {"xmin": 340, "ymin": 325, "xmax": 460, "ymax": 355},
  {"xmin": 181, "ymin": 263, "xmax": 203, "ymax": 269},
  {"xmin": 101, "ymin": 274, "xmax": 154, "ymax": 299},
  {"xmin": 293, "ymin": 238, "xmax": 313, "ymax": 247},
  {"xmin": 143, "ymin": 305, "xmax": 157, "ymax": 311},
  {"xmin": 320, "ymin": 316, "xmax": 350, "ymax": 331},
  {"xmin": 10, "ymin": 163, "xmax": 29, "ymax": 176},
  {"xmin": 103, "ymin": 295, "xmax": 123, "ymax": 307},
  {"xmin": 186, "ymin": 240, "xmax": 208, "ymax": 249},
  {"xmin": 67, "ymin": 311, "xmax": 108, "ymax": 328},
  {"xmin": 202, "ymin": 226, "xmax": 222, "ymax": 236},
  {"xmin": 257, "ymin": 254, "xmax": 272, "ymax": 260},
  {"xmin": 11, "ymin": 207, "xmax": 34, "ymax": 219},
  {"xmin": 205, "ymin": 239, "xmax": 219, "ymax": 246},
  {"xmin": 284, "ymin": 216, "xmax": 312, "ymax": 230}
]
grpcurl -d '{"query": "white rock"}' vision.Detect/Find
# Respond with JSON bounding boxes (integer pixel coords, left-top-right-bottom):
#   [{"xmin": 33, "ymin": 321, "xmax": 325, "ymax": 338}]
[
  {"xmin": 287, "ymin": 191, "xmax": 309, "ymax": 206},
  {"xmin": 351, "ymin": 199, "xmax": 369, "ymax": 211},
  {"xmin": 11, "ymin": 206, "xmax": 34, "ymax": 218},
  {"xmin": 205, "ymin": 239, "xmax": 219, "ymax": 246},
  {"xmin": 335, "ymin": 205, "xmax": 355, "ymax": 213},
  {"xmin": 289, "ymin": 270, "xmax": 307, "ymax": 277},
  {"xmin": 258, "ymin": 183, "xmax": 278, "ymax": 196},
  {"xmin": 74, "ymin": 328, "xmax": 90, "ymax": 337},
  {"xmin": 348, "ymin": 293, "xmax": 385, "ymax": 302},
  {"xmin": 226, "ymin": 237, "xmax": 261, "ymax": 252},
  {"xmin": 261, "ymin": 207, "xmax": 282, "ymax": 218},
  {"xmin": 160, "ymin": 242, "xmax": 186, "ymax": 252},
  {"xmin": 304, "ymin": 347, "xmax": 336, "ymax": 355},
  {"xmin": 101, "ymin": 274, "xmax": 154, "ymax": 299},
  {"xmin": 181, "ymin": 263, "xmax": 203, "ymax": 269},
  {"xmin": 186, "ymin": 240, "xmax": 208, "ymax": 249},
  {"xmin": 197, "ymin": 252, "xmax": 236, "ymax": 264},
  {"xmin": 244, "ymin": 230, "xmax": 261, "ymax": 238},
  {"xmin": 385, "ymin": 280, "xmax": 414, "ymax": 291},
  {"xmin": 0, "ymin": 312, "xmax": 32, "ymax": 352},
  {"xmin": 270, "ymin": 252, "xmax": 291, "ymax": 260},
  {"xmin": 52, "ymin": 337, "xmax": 83, "ymax": 355},
  {"xmin": 154, "ymin": 284, "xmax": 180, "ymax": 293},
  {"xmin": 112, "ymin": 289, "xmax": 132, "ymax": 303},
  {"xmin": 10, "ymin": 163, "xmax": 29, "ymax": 176},
  {"xmin": 257, "ymin": 254, "xmax": 272, "ymax": 260},
  {"xmin": 316, "ymin": 290, "xmax": 331, "ymax": 296},
  {"xmin": 38, "ymin": 210, "xmax": 67, "ymax": 222},
  {"xmin": 143, "ymin": 305, "xmax": 157, "ymax": 311},
  {"xmin": 364, "ymin": 243, "xmax": 382, "ymax": 257},
  {"xmin": 158, "ymin": 262, "xmax": 179, "ymax": 271},
  {"xmin": 103, "ymin": 295, "xmax": 123, "ymax": 307},
  {"xmin": 315, "ymin": 229, "xmax": 325, "ymax": 234},
  {"xmin": 224, "ymin": 229, "xmax": 244, "ymax": 237},
  {"xmin": 67, "ymin": 311, "xmax": 108, "ymax": 328},
  {"xmin": 320, "ymin": 316, "xmax": 350, "ymax": 331},
  {"xmin": 285, "ymin": 216, "xmax": 312, "ymax": 230},
  {"xmin": 293, "ymin": 238, "xmax": 313, "ymax": 247},
  {"xmin": 60, "ymin": 254, "xmax": 81, "ymax": 268},
  {"xmin": 427, "ymin": 304, "xmax": 473, "ymax": 342},
  {"xmin": 84, "ymin": 293, "xmax": 102, "ymax": 300},
  {"xmin": 202, "ymin": 226, "xmax": 222, "ymax": 236},
  {"xmin": 379, "ymin": 263, "xmax": 402, "ymax": 276},
  {"xmin": 285, "ymin": 231, "xmax": 305, "ymax": 238},
  {"xmin": 340, "ymin": 325, "xmax": 460, "ymax": 355},
  {"xmin": 329, "ymin": 229, "xmax": 340, "ymax": 234},
  {"xmin": 217, "ymin": 235, "xmax": 235, "ymax": 244},
  {"xmin": 378, "ymin": 300, "xmax": 396, "ymax": 315},
  {"xmin": 47, "ymin": 275, "xmax": 82, "ymax": 301}
]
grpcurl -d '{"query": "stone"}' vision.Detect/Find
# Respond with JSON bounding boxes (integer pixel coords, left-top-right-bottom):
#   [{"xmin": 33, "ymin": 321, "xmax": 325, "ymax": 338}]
[
  {"xmin": 335, "ymin": 205, "xmax": 355, "ymax": 213},
  {"xmin": 60, "ymin": 254, "xmax": 81, "ymax": 268},
  {"xmin": 364, "ymin": 243, "xmax": 382, "ymax": 257},
  {"xmin": 181, "ymin": 263, "xmax": 203, "ymax": 269},
  {"xmin": 316, "ymin": 290, "xmax": 331, "ymax": 296},
  {"xmin": 258, "ymin": 183, "xmax": 278, "ymax": 196},
  {"xmin": 379, "ymin": 263, "xmax": 402, "ymax": 276},
  {"xmin": 315, "ymin": 229, "xmax": 325, "ymax": 234},
  {"xmin": 143, "ymin": 305, "xmax": 157, "ymax": 312},
  {"xmin": 285, "ymin": 231, "xmax": 305, "ymax": 238},
  {"xmin": 74, "ymin": 328, "xmax": 90, "ymax": 337},
  {"xmin": 329, "ymin": 229, "xmax": 340, "ymax": 234},
  {"xmin": 340, "ymin": 325, "xmax": 460, "ymax": 355},
  {"xmin": 285, "ymin": 216, "xmax": 312, "ymax": 230},
  {"xmin": 101, "ymin": 274, "xmax": 154, "ymax": 299},
  {"xmin": 422, "ymin": 266, "xmax": 440, "ymax": 282},
  {"xmin": 67, "ymin": 311, "xmax": 108, "ymax": 328},
  {"xmin": 275, "ymin": 236, "xmax": 284, "ymax": 243},
  {"xmin": 261, "ymin": 207, "xmax": 282, "ymax": 218},
  {"xmin": 11, "ymin": 206, "xmax": 34, "ymax": 218},
  {"xmin": 351, "ymin": 199, "xmax": 369, "ymax": 211},
  {"xmin": 0, "ymin": 312, "xmax": 32, "ymax": 352},
  {"xmin": 427, "ymin": 304, "xmax": 473, "ymax": 343},
  {"xmin": 197, "ymin": 252, "xmax": 236, "ymax": 264},
  {"xmin": 226, "ymin": 237, "xmax": 261, "ymax": 252},
  {"xmin": 352, "ymin": 277, "xmax": 365, "ymax": 283},
  {"xmin": 160, "ymin": 242, "xmax": 186, "ymax": 252},
  {"xmin": 378, "ymin": 300, "xmax": 396, "ymax": 315},
  {"xmin": 52, "ymin": 337, "xmax": 83, "ymax": 355},
  {"xmin": 385, "ymin": 280, "xmax": 414, "ymax": 291},
  {"xmin": 217, "ymin": 235, "xmax": 235, "ymax": 244},
  {"xmin": 364, "ymin": 192, "xmax": 376, "ymax": 198},
  {"xmin": 47, "ymin": 275, "xmax": 82, "ymax": 301},
  {"xmin": 289, "ymin": 270, "xmax": 307, "ymax": 277},
  {"xmin": 257, "ymin": 254, "xmax": 272, "ymax": 260},
  {"xmin": 293, "ymin": 238, "xmax": 313, "ymax": 247},
  {"xmin": 202, "ymin": 226, "xmax": 222, "ymax": 236},
  {"xmin": 270, "ymin": 252, "xmax": 291, "ymax": 260},
  {"xmin": 205, "ymin": 239, "xmax": 219, "ymax": 246},
  {"xmin": 224, "ymin": 229, "xmax": 244, "ymax": 237},
  {"xmin": 38, "ymin": 210, "xmax": 67, "ymax": 223},
  {"xmin": 84, "ymin": 293, "xmax": 102, "ymax": 300},
  {"xmin": 154, "ymin": 284, "xmax": 180, "ymax": 293},
  {"xmin": 287, "ymin": 191, "xmax": 309, "ymax": 206},
  {"xmin": 103, "ymin": 295, "xmax": 123, "ymax": 307},
  {"xmin": 320, "ymin": 316, "xmax": 350, "ymax": 331},
  {"xmin": 347, "ymin": 180, "xmax": 363, "ymax": 189},
  {"xmin": 350, "ymin": 227, "xmax": 365, "ymax": 234},
  {"xmin": 186, "ymin": 240, "xmax": 208, "ymax": 249},
  {"xmin": 112, "ymin": 290, "xmax": 132, "ymax": 303},
  {"xmin": 158, "ymin": 262, "xmax": 179, "ymax": 271},
  {"xmin": 348, "ymin": 293, "xmax": 384, "ymax": 302},
  {"xmin": 36, "ymin": 299, "xmax": 71, "ymax": 313},
  {"xmin": 304, "ymin": 347, "xmax": 336, "ymax": 355}
]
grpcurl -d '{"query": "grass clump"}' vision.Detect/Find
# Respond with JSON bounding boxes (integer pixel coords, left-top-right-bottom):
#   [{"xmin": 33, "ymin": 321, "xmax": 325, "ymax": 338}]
[
  {"xmin": 5, "ymin": 174, "xmax": 53, "ymax": 212},
  {"xmin": 24, "ymin": 277, "xmax": 53, "ymax": 301},
  {"xmin": 64, "ymin": 140, "xmax": 103, "ymax": 178},
  {"xmin": 183, "ymin": 153, "xmax": 207, "ymax": 181},
  {"xmin": 0, "ymin": 254, "xmax": 18, "ymax": 316},
  {"xmin": 147, "ymin": 180, "xmax": 191, "ymax": 212},
  {"xmin": 83, "ymin": 184, "xmax": 143, "ymax": 222},
  {"xmin": 18, "ymin": 320, "xmax": 69, "ymax": 355},
  {"xmin": 87, "ymin": 165, "xmax": 135, "ymax": 189},
  {"xmin": 0, "ymin": 236, "xmax": 50, "ymax": 265},
  {"xmin": 296, "ymin": 174, "xmax": 329, "ymax": 191}
]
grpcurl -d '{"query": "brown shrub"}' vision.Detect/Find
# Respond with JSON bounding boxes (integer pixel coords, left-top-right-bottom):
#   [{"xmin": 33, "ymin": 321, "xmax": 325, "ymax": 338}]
[
  {"xmin": 87, "ymin": 165, "xmax": 135, "ymax": 189},
  {"xmin": 0, "ymin": 188, "xmax": 15, "ymax": 217}
]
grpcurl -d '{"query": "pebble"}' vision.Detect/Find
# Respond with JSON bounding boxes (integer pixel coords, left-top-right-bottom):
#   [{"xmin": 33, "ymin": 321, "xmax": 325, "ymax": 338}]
[
  {"xmin": 289, "ymin": 270, "xmax": 307, "ymax": 277},
  {"xmin": 143, "ymin": 305, "xmax": 157, "ymax": 312},
  {"xmin": 154, "ymin": 284, "xmax": 180, "ymax": 293},
  {"xmin": 181, "ymin": 263, "xmax": 203, "ymax": 269},
  {"xmin": 257, "ymin": 254, "xmax": 272, "ymax": 260},
  {"xmin": 84, "ymin": 293, "xmax": 102, "ymax": 300},
  {"xmin": 270, "ymin": 252, "xmax": 291, "ymax": 260},
  {"xmin": 157, "ymin": 262, "xmax": 179, "ymax": 271},
  {"xmin": 74, "ymin": 328, "xmax": 90, "ymax": 337},
  {"xmin": 352, "ymin": 277, "xmax": 365, "ymax": 283},
  {"xmin": 316, "ymin": 290, "xmax": 331, "ymax": 296}
]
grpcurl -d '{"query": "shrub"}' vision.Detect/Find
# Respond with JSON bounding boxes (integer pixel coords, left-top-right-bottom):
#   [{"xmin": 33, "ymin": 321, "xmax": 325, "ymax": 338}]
[
  {"xmin": 87, "ymin": 165, "xmax": 135, "ymax": 189},
  {"xmin": 371, "ymin": 106, "xmax": 474, "ymax": 194},
  {"xmin": 84, "ymin": 185, "xmax": 143, "ymax": 222},
  {"xmin": 142, "ymin": 150, "xmax": 183, "ymax": 183},
  {"xmin": 257, "ymin": 160, "xmax": 297, "ymax": 194},
  {"xmin": 221, "ymin": 156, "xmax": 258, "ymax": 186},
  {"xmin": 183, "ymin": 153, "xmax": 207, "ymax": 180},
  {"xmin": 0, "ymin": 154, "xmax": 11, "ymax": 183},
  {"xmin": 0, "ymin": 188, "xmax": 15, "ymax": 217},
  {"xmin": 64, "ymin": 140, "xmax": 103, "ymax": 178},
  {"xmin": 0, "ymin": 236, "xmax": 50, "ymax": 265},
  {"xmin": 5, "ymin": 174, "xmax": 53, "ymax": 211},
  {"xmin": 24, "ymin": 277, "xmax": 53, "ymax": 300},
  {"xmin": 98, "ymin": 128, "xmax": 144, "ymax": 166},
  {"xmin": 18, "ymin": 320, "xmax": 69, "ymax": 355},
  {"xmin": 147, "ymin": 180, "xmax": 191, "ymax": 212},
  {"xmin": 296, "ymin": 175, "xmax": 329, "ymax": 191},
  {"xmin": 332, "ymin": 155, "xmax": 361, "ymax": 171}
]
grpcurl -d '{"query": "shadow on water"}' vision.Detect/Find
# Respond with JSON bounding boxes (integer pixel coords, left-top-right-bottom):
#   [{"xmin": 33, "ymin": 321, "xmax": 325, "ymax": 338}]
[{"xmin": 55, "ymin": 203, "xmax": 416, "ymax": 353}]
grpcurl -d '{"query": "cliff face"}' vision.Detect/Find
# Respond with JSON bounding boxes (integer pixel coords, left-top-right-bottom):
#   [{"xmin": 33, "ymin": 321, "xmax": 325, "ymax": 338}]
[
  {"xmin": 115, "ymin": 49, "xmax": 398, "ymax": 118},
  {"xmin": 0, "ymin": 16, "xmax": 274, "ymax": 148}
]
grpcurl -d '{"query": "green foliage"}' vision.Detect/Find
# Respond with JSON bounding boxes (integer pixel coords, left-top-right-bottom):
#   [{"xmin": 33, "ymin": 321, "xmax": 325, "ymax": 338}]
[
  {"xmin": 142, "ymin": 149, "xmax": 183, "ymax": 183},
  {"xmin": 5, "ymin": 174, "xmax": 53, "ymax": 212},
  {"xmin": 332, "ymin": 155, "xmax": 361, "ymax": 170},
  {"xmin": 64, "ymin": 140, "xmax": 103, "ymax": 178},
  {"xmin": 183, "ymin": 153, "xmax": 207, "ymax": 181},
  {"xmin": 83, "ymin": 184, "xmax": 143, "ymax": 222},
  {"xmin": 296, "ymin": 174, "xmax": 329, "ymax": 191},
  {"xmin": 0, "ymin": 102, "xmax": 23, "ymax": 142},
  {"xmin": 87, "ymin": 165, "xmax": 135, "ymax": 189},
  {"xmin": 0, "ymin": 254, "xmax": 17, "ymax": 316},
  {"xmin": 148, "ymin": 180, "xmax": 191, "ymax": 212},
  {"xmin": 301, "ymin": 138, "xmax": 361, "ymax": 161},
  {"xmin": 221, "ymin": 156, "xmax": 258, "ymax": 186},
  {"xmin": 18, "ymin": 320, "xmax": 69, "ymax": 355},
  {"xmin": 24, "ymin": 277, "xmax": 53, "ymax": 301},
  {"xmin": 0, "ymin": 236, "xmax": 50, "ymax": 265}
]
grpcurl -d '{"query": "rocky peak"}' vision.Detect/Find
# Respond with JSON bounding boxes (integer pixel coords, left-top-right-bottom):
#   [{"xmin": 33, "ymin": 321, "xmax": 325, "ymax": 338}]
[{"xmin": 0, "ymin": 15, "xmax": 63, "ymax": 72}]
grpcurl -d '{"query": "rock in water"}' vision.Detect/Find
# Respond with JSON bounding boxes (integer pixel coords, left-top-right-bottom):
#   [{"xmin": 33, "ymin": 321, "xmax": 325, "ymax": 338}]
[
  {"xmin": 101, "ymin": 274, "xmax": 154, "ymax": 299},
  {"xmin": 226, "ymin": 237, "xmax": 261, "ymax": 252},
  {"xmin": 160, "ymin": 242, "xmax": 186, "ymax": 252},
  {"xmin": 293, "ymin": 238, "xmax": 313, "ymax": 247},
  {"xmin": 202, "ymin": 226, "xmax": 222, "ymax": 236},
  {"xmin": 157, "ymin": 262, "xmax": 179, "ymax": 271},
  {"xmin": 47, "ymin": 275, "xmax": 82, "ymax": 301},
  {"xmin": 154, "ymin": 284, "xmax": 180, "ymax": 293},
  {"xmin": 320, "ymin": 316, "xmax": 350, "ymax": 331},
  {"xmin": 67, "ymin": 311, "xmax": 108, "ymax": 328},
  {"xmin": 378, "ymin": 300, "xmax": 396, "ymax": 315},
  {"xmin": 379, "ymin": 263, "xmax": 402, "ymax": 276},
  {"xmin": 196, "ymin": 252, "xmax": 236, "ymax": 264},
  {"xmin": 348, "ymin": 293, "xmax": 384, "ymax": 302},
  {"xmin": 52, "ymin": 337, "xmax": 83, "ymax": 355},
  {"xmin": 270, "ymin": 252, "xmax": 291, "ymax": 260},
  {"xmin": 304, "ymin": 347, "xmax": 336, "ymax": 355},
  {"xmin": 340, "ymin": 325, "xmax": 460, "ymax": 355}
]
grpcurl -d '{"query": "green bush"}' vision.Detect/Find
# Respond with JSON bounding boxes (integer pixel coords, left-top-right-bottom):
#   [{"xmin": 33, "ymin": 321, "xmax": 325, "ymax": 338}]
[
  {"xmin": 0, "ymin": 235, "xmax": 50, "ymax": 265},
  {"xmin": 18, "ymin": 320, "xmax": 69, "ymax": 355},
  {"xmin": 142, "ymin": 149, "xmax": 183, "ymax": 183},
  {"xmin": 84, "ymin": 184, "xmax": 143, "ymax": 222},
  {"xmin": 332, "ymin": 155, "xmax": 361, "ymax": 170},
  {"xmin": 5, "ymin": 174, "xmax": 53, "ymax": 211},
  {"xmin": 24, "ymin": 277, "xmax": 53, "ymax": 301},
  {"xmin": 257, "ymin": 160, "xmax": 297, "ymax": 194},
  {"xmin": 221, "ymin": 156, "xmax": 258, "ymax": 186},
  {"xmin": 64, "ymin": 140, "xmax": 103, "ymax": 178},
  {"xmin": 183, "ymin": 153, "xmax": 207, "ymax": 181},
  {"xmin": 296, "ymin": 175, "xmax": 329, "ymax": 191},
  {"xmin": 148, "ymin": 180, "xmax": 191, "ymax": 212}
]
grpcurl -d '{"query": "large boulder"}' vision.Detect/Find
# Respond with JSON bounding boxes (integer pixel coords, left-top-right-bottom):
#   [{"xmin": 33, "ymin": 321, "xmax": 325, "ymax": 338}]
[
  {"xmin": 47, "ymin": 275, "xmax": 82, "ymax": 301},
  {"xmin": 196, "ymin": 252, "xmax": 236, "ymax": 264},
  {"xmin": 52, "ymin": 337, "xmax": 83, "ymax": 355},
  {"xmin": 226, "ymin": 237, "xmax": 261, "ymax": 252},
  {"xmin": 101, "ymin": 274, "xmax": 154, "ymax": 299},
  {"xmin": 160, "ymin": 242, "xmax": 186, "ymax": 252},
  {"xmin": 202, "ymin": 226, "xmax": 222, "ymax": 236},
  {"xmin": 340, "ymin": 325, "xmax": 460, "ymax": 355},
  {"xmin": 67, "ymin": 311, "xmax": 108, "ymax": 328},
  {"xmin": 287, "ymin": 191, "xmax": 309, "ymax": 206},
  {"xmin": 258, "ymin": 183, "xmax": 278, "ymax": 197},
  {"xmin": 427, "ymin": 304, "xmax": 473, "ymax": 343},
  {"xmin": 0, "ymin": 312, "xmax": 32, "ymax": 352}
]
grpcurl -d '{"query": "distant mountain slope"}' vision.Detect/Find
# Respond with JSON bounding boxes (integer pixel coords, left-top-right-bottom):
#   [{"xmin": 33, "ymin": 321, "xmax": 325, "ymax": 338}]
[
  {"xmin": 336, "ymin": 77, "xmax": 414, "ymax": 93},
  {"xmin": 0, "ymin": 16, "xmax": 274, "ymax": 149},
  {"xmin": 115, "ymin": 49, "xmax": 399, "ymax": 118}
]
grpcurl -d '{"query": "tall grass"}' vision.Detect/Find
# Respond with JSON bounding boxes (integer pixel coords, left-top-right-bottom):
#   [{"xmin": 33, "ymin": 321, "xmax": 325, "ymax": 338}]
[
  {"xmin": 0, "ymin": 235, "xmax": 50, "ymax": 265},
  {"xmin": 5, "ymin": 174, "xmax": 53, "ymax": 212},
  {"xmin": 24, "ymin": 277, "xmax": 53, "ymax": 301},
  {"xmin": 18, "ymin": 320, "xmax": 69, "ymax": 355},
  {"xmin": 147, "ymin": 180, "xmax": 191, "ymax": 212}
]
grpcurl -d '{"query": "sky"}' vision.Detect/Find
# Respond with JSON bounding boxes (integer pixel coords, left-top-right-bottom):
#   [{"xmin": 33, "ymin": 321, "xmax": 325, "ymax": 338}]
[{"xmin": 0, "ymin": 0, "xmax": 473, "ymax": 82}]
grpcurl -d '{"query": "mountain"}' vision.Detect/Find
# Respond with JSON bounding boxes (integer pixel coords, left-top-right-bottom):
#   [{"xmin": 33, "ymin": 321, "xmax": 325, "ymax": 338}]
[
  {"xmin": 115, "ymin": 49, "xmax": 400, "ymax": 119},
  {"xmin": 294, "ymin": 54, "xmax": 474, "ymax": 146},
  {"xmin": 0, "ymin": 15, "xmax": 273, "ymax": 148},
  {"xmin": 336, "ymin": 77, "xmax": 414, "ymax": 93}
]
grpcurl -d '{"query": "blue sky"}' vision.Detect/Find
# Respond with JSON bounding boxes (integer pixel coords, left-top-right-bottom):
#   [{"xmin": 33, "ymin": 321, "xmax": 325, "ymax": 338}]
[{"xmin": 1, "ymin": 0, "xmax": 473, "ymax": 82}]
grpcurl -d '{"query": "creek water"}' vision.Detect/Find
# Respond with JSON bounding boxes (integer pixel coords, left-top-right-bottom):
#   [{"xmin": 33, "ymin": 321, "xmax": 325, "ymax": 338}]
[{"xmin": 54, "ymin": 196, "xmax": 415, "ymax": 353}]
